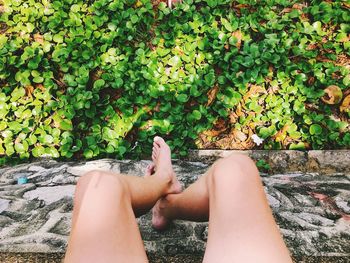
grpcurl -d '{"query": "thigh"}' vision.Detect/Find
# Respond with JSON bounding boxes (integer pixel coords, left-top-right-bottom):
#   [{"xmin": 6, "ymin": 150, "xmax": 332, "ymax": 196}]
[
  {"xmin": 202, "ymin": 155, "xmax": 292, "ymax": 263},
  {"xmin": 64, "ymin": 172, "xmax": 148, "ymax": 263}
]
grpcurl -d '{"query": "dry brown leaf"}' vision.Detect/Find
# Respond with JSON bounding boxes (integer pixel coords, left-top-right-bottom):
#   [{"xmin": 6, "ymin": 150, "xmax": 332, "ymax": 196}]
[
  {"xmin": 214, "ymin": 118, "xmax": 226, "ymax": 130},
  {"xmin": 308, "ymin": 76, "xmax": 315, "ymax": 85},
  {"xmin": 235, "ymin": 102, "xmax": 244, "ymax": 117},
  {"xmin": 228, "ymin": 110, "xmax": 238, "ymax": 124},
  {"xmin": 292, "ymin": 3, "xmax": 306, "ymax": 10},
  {"xmin": 280, "ymin": 7, "xmax": 293, "ymax": 14},
  {"xmin": 331, "ymin": 72, "xmax": 342, "ymax": 80},
  {"xmin": 231, "ymin": 31, "xmax": 243, "ymax": 49},
  {"xmin": 340, "ymin": 94, "xmax": 350, "ymax": 113},
  {"xmin": 25, "ymin": 85, "xmax": 34, "ymax": 97},
  {"xmin": 306, "ymin": 43, "xmax": 317, "ymax": 50},
  {"xmin": 34, "ymin": 33, "xmax": 44, "ymax": 44},
  {"xmin": 316, "ymin": 54, "xmax": 350, "ymax": 69},
  {"xmin": 154, "ymin": 101, "xmax": 160, "ymax": 112},
  {"xmin": 233, "ymin": 4, "xmax": 250, "ymax": 9},
  {"xmin": 231, "ymin": 129, "xmax": 247, "ymax": 142},
  {"xmin": 300, "ymin": 12, "xmax": 309, "ymax": 21},
  {"xmin": 238, "ymin": 128, "xmax": 255, "ymax": 149},
  {"xmin": 206, "ymin": 84, "xmax": 219, "ymax": 106},
  {"xmin": 343, "ymin": 2, "xmax": 350, "ymax": 9},
  {"xmin": 243, "ymin": 84, "xmax": 266, "ymax": 102},
  {"xmin": 321, "ymin": 85, "xmax": 343, "ymax": 104},
  {"xmin": 280, "ymin": 3, "xmax": 306, "ymax": 14}
]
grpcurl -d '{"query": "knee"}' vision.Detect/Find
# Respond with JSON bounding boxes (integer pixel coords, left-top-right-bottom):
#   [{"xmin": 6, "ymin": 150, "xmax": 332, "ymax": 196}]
[
  {"xmin": 215, "ymin": 153, "xmax": 257, "ymax": 174},
  {"xmin": 209, "ymin": 154, "xmax": 260, "ymax": 188},
  {"xmin": 75, "ymin": 170, "xmax": 125, "ymax": 203}
]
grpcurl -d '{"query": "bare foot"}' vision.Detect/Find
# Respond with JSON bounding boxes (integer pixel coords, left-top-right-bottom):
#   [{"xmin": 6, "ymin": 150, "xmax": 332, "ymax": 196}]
[
  {"xmin": 144, "ymin": 163, "xmax": 155, "ymax": 177},
  {"xmin": 151, "ymin": 136, "xmax": 182, "ymax": 230},
  {"xmin": 152, "ymin": 196, "xmax": 171, "ymax": 231},
  {"xmin": 151, "ymin": 136, "xmax": 182, "ymax": 195}
]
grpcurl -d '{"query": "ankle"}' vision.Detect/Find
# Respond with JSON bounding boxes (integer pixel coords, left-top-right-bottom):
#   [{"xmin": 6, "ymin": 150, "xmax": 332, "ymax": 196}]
[
  {"xmin": 159, "ymin": 195, "xmax": 175, "ymax": 218},
  {"xmin": 155, "ymin": 170, "xmax": 173, "ymax": 187}
]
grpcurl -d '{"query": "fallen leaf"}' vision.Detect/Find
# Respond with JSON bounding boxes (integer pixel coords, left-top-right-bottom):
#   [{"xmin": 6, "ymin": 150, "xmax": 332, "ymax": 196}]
[
  {"xmin": 233, "ymin": 4, "xmax": 250, "ymax": 9},
  {"xmin": 231, "ymin": 31, "xmax": 243, "ymax": 49},
  {"xmin": 280, "ymin": 3, "xmax": 305, "ymax": 14},
  {"xmin": 206, "ymin": 84, "xmax": 219, "ymax": 106},
  {"xmin": 306, "ymin": 43, "xmax": 317, "ymax": 50},
  {"xmin": 228, "ymin": 110, "xmax": 238, "ymax": 124},
  {"xmin": 343, "ymin": 2, "xmax": 350, "ymax": 9},
  {"xmin": 214, "ymin": 117, "xmax": 227, "ymax": 130},
  {"xmin": 292, "ymin": 3, "xmax": 306, "ymax": 10},
  {"xmin": 231, "ymin": 129, "xmax": 247, "ymax": 142},
  {"xmin": 243, "ymin": 84, "xmax": 266, "ymax": 102},
  {"xmin": 235, "ymin": 102, "xmax": 244, "ymax": 117},
  {"xmin": 34, "ymin": 33, "xmax": 44, "ymax": 44},
  {"xmin": 308, "ymin": 76, "xmax": 315, "ymax": 85},
  {"xmin": 321, "ymin": 85, "xmax": 343, "ymax": 104},
  {"xmin": 25, "ymin": 85, "xmax": 34, "ymax": 97},
  {"xmin": 340, "ymin": 94, "xmax": 350, "ymax": 113}
]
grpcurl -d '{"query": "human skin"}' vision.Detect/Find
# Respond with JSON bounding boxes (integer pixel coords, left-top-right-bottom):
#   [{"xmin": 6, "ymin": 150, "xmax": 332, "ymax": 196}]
[{"xmin": 64, "ymin": 136, "xmax": 292, "ymax": 263}]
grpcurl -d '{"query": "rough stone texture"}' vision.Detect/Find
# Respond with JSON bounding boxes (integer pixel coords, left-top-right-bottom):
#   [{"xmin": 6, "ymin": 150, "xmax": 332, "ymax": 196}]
[
  {"xmin": 0, "ymin": 154, "xmax": 349, "ymax": 262},
  {"xmin": 187, "ymin": 150, "xmax": 350, "ymax": 174},
  {"xmin": 1, "ymin": 253, "xmax": 350, "ymax": 263}
]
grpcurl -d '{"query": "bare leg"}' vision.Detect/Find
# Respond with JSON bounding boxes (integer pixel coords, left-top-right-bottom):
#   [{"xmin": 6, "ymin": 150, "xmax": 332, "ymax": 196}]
[
  {"xmin": 64, "ymin": 136, "xmax": 181, "ymax": 263},
  {"xmin": 153, "ymin": 154, "xmax": 292, "ymax": 262}
]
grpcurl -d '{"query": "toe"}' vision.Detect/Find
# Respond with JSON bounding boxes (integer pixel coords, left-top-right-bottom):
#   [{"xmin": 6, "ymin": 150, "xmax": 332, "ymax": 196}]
[
  {"xmin": 146, "ymin": 163, "xmax": 156, "ymax": 176},
  {"xmin": 154, "ymin": 136, "xmax": 165, "ymax": 146},
  {"xmin": 145, "ymin": 164, "xmax": 152, "ymax": 176}
]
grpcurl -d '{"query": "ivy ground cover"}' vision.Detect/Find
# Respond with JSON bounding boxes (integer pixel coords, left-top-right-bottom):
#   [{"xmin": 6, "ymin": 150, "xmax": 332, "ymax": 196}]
[{"xmin": 0, "ymin": 0, "xmax": 349, "ymax": 162}]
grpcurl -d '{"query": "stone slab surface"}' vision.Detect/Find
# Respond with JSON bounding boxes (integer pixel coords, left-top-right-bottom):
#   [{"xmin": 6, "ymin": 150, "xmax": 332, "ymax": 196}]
[
  {"xmin": 0, "ymin": 158, "xmax": 349, "ymax": 260},
  {"xmin": 1, "ymin": 253, "xmax": 349, "ymax": 263},
  {"xmin": 187, "ymin": 150, "xmax": 350, "ymax": 174}
]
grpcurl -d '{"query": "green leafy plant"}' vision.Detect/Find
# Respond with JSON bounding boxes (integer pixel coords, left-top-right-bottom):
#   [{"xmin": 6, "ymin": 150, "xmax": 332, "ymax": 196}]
[{"xmin": 0, "ymin": 0, "xmax": 349, "ymax": 163}]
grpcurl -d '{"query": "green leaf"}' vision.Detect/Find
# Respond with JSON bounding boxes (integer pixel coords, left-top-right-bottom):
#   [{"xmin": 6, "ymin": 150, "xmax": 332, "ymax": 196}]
[
  {"xmin": 10, "ymin": 87, "xmax": 26, "ymax": 102},
  {"xmin": 59, "ymin": 119, "xmax": 73, "ymax": 131},
  {"xmin": 53, "ymin": 34, "xmax": 64, "ymax": 43},
  {"xmin": 43, "ymin": 134, "xmax": 54, "ymax": 144},
  {"xmin": 205, "ymin": 73, "xmax": 215, "ymax": 86},
  {"xmin": 192, "ymin": 110, "xmax": 202, "ymax": 120},
  {"xmin": 289, "ymin": 142, "xmax": 306, "ymax": 150},
  {"xmin": 309, "ymin": 124, "xmax": 323, "ymax": 135},
  {"xmin": 45, "ymin": 147, "xmax": 59, "ymax": 158},
  {"xmin": 168, "ymin": 56, "xmax": 181, "ymax": 67},
  {"xmin": 93, "ymin": 79, "xmax": 105, "ymax": 90},
  {"xmin": 32, "ymin": 146, "xmax": 45, "ymax": 157},
  {"xmin": 177, "ymin": 94, "xmax": 188, "ymax": 102},
  {"xmin": 343, "ymin": 74, "xmax": 350, "ymax": 86},
  {"xmin": 207, "ymin": 0, "xmax": 217, "ymax": 8},
  {"xmin": 33, "ymin": 76, "xmax": 44, "ymax": 83},
  {"xmin": 83, "ymin": 149, "xmax": 94, "ymax": 159},
  {"xmin": 131, "ymin": 15, "xmax": 138, "ymax": 24}
]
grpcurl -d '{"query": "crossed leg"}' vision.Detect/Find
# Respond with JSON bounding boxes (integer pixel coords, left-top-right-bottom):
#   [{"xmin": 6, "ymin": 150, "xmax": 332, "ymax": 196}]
[
  {"xmin": 64, "ymin": 137, "xmax": 181, "ymax": 263},
  {"xmin": 153, "ymin": 154, "xmax": 292, "ymax": 262},
  {"xmin": 64, "ymin": 136, "xmax": 292, "ymax": 263}
]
